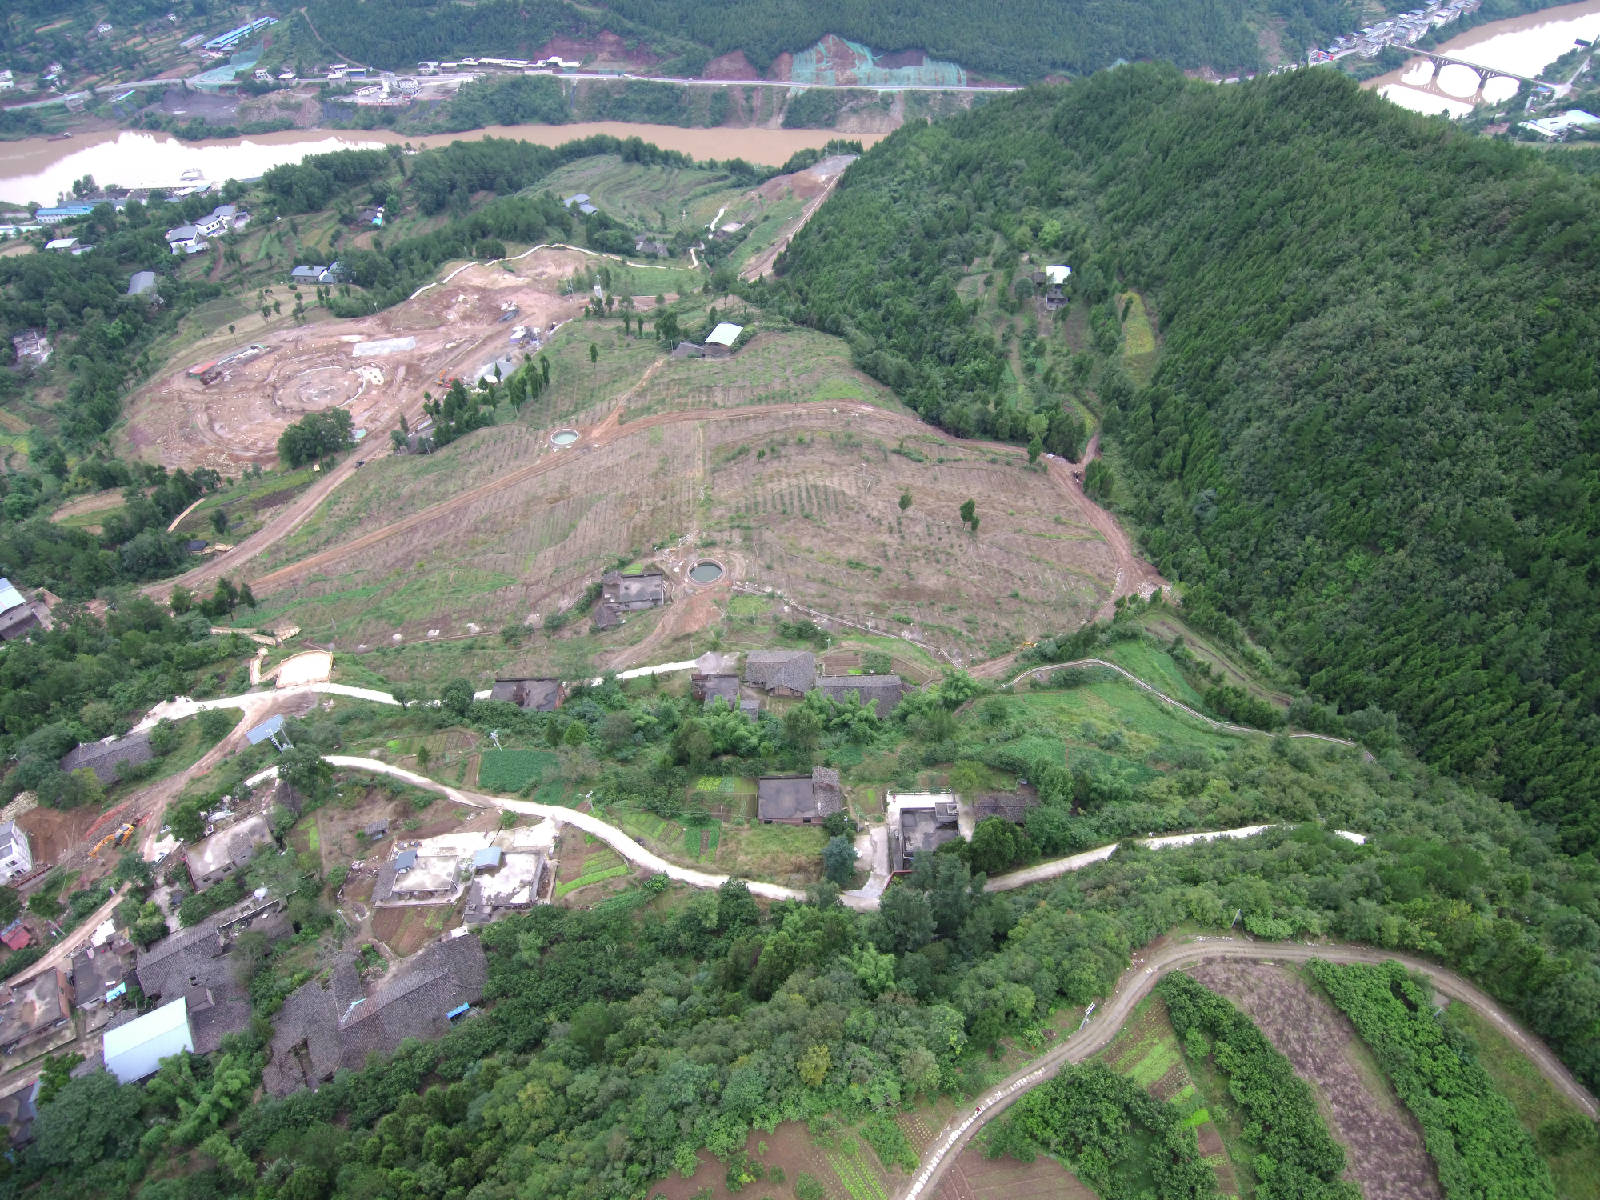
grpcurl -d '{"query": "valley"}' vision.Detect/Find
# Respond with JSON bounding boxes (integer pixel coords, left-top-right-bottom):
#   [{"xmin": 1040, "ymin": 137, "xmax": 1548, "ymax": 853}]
[{"xmin": 0, "ymin": 44, "xmax": 1597, "ymax": 1200}]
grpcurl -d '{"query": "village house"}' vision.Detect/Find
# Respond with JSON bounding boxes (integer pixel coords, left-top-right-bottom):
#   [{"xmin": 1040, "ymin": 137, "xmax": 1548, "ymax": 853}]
[
  {"xmin": 818, "ymin": 674, "xmax": 905, "ymax": 716},
  {"xmin": 489, "ymin": 678, "xmax": 564, "ymax": 711},
  {"xmin": 633, "ymin": 235, "xmax": 668, "ymax": 256},
  {"xmin": 0, "ymin": 823, "xmax": 32, "ymax": 884},
  {"xmin": 593, "ymin": 570, "xmax": 667, "ymax": 629},
  {"xmin": 376, "ymin": 846, "xmax": 462, "ymax": 905},
  {"xmin": 165, "ymin": 224, "xmax": 207, "ymax": 254},
  {"xmin": 757, "ymin": 767, "xmax": 845, "ymax": 825},
  {"xmin": 135, "ymin": 894, "xmax": 289, "ymax": 1054},
  {"xmin": 744, "ymin": 650, "xmax": 816, "ymax": 696},
  {"xmin": 70, "ymin": 939, "xmax": 135, "ymax": 1017},
  {"xmin": 44, "ymin": 237, "xmax": 79, "ymax": 253},
  {"xmin": 703, "ymin": 322, "xmax": 743, "ymax": 358},
  {"xmin": 1042, "ymin": 264, "xmax": 1071, "ymax": 308},
  {"xmin": 888, "ymin": 793, "xmax": 961, "ymax": 872},
  {"xmin": 691, "ymin": 673, "xmax": 741, "ymax": 708},
  {"xmin": 59, "ymin": 729, "xmax": 154, "ymax": 784},
  {"xmin": 973, "ymin": 786, "xmax": 1039, "ymax": 824},
  {"xmin": 0, "ymin": 969, "xmax": 73, "ymax": 1056},
  {"xmin": 0, "ymin": 578, "xmax": 41, "ymax": 641},
  {"xmin": 263, "ymin": 935, "xmax": 487, "ymax": 1095},
  {"xmin": 463, "ymin": 848, "xmax": 549, "ymax": 924},
  {"xmin": 184, "ymin": 813, "xmax": 273, "ymax": 887},
  {"xmin": 195, "ymin": 204, "xmax": 249, "ymax": 237},
  {"xmin": 126, "ymin": 270, "xmax": 158, "ymax": 299}
]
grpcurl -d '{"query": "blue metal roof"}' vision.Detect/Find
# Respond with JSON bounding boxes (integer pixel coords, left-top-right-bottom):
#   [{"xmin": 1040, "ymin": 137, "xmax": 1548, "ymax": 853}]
[
  {"xmin": 245, "ymin": 713, "xmax": 284, "ymax": 744},
  {"xmin": 35, "ymin": 204, "xmax": 95, "ymax": 218},
  {"xmin": 445, "ymin": 1002, "xmax": 470, "ymax": 1019},
  {"xmin": 394, "ymin": 849, "xmax": 418, "ymax": 872},
  {"xmin": 472, "ymin": 846, "xmax": 502, "ymax": 870}
]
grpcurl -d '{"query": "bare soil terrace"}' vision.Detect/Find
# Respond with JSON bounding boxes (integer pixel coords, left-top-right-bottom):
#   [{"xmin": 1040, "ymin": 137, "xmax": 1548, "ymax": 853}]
[
  {"xmin": 119, "ymin": 248, "xmax": 598, "ymax": 472},
  {"xmin": 1183, "ymin": 959, "xmax": 1443, "ymax": 1200},
  {"xmin": 241, "ymin": 393, "xmax": 1116, "ymax": 663}
]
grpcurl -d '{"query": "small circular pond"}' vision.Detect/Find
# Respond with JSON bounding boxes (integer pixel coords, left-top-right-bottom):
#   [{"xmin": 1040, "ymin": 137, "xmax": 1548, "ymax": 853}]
[
  {"xmin": 689, "ymin": 560, "xmax": 725, "ymax": 584},
  {"xmin": 550, "ymin": 428, "xmax": 579, "ymax": 447}
]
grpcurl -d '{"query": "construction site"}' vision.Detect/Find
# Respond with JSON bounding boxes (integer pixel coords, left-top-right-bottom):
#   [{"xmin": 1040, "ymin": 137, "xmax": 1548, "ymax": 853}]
[{"xmin": 119, "ymin": 248, "xmax": 609, "ymax": 473}]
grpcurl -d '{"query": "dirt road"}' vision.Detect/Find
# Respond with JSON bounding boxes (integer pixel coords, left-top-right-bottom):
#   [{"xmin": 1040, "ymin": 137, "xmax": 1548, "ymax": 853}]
[
  {"xmin": 901, "ymin": 938, "xmax": 1599, "ymax": 1200},
  {"xmin": 740, "ymin": 168, "xmax": 846, "ymax": 281}
]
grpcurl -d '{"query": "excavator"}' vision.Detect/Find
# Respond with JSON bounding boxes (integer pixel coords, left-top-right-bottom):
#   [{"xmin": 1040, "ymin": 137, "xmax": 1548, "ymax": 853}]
[{"xmin": 89, "ymin": 821, "xmax": 138, "ymax": 858}]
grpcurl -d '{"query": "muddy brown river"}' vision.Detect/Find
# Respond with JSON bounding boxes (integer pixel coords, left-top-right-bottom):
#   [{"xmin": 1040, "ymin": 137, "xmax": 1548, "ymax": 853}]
[
  {"xmin": 1368, "ymin": 0, "xmax": 1600, "ymax": 114},
  {"xmin": 0, "ymin": 121, "xmax": 885, "ymax": 206}
]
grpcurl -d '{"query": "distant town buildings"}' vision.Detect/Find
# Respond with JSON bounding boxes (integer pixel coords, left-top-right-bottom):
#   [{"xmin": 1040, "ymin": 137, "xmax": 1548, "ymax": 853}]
[
  {"xmin": 1522, "ymin": 108, "xmax": 1600, "ymax": 137},
  {"xmin": 202, "ymin": 16, "xmax": 277, "ymax": 55},
  {"xmin": 1310, "ymin": 0, "xmax": 1481, "ymax": 64},
  {"xmin": 33, "ymin": 204, "xmax": 95, "ymax": 225}
]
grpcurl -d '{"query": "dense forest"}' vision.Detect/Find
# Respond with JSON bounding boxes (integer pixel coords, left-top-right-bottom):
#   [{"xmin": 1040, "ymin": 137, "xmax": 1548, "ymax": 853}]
[
  {"xmin": 771, "ymin": 66, "xmax": 1600, "ymax": 851},
  {"xmin": 298, "ymin": 0, "xmax": 1366, "ymax": 79}
]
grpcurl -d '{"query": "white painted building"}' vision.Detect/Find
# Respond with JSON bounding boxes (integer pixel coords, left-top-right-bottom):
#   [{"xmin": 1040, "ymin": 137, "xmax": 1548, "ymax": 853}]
[{"xmin": 0, "ymin": 823, "xmax": 31, "ymax": 883}]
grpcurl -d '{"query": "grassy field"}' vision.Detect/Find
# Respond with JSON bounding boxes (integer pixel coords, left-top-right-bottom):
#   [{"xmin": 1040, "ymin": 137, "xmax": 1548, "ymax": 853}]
[
  {"xmin": 1119, "ymin": 291, "xmax": 1158, "ymax": 384},
  {"xmin": 538, "ymin": 154, "xmax": 750, "ymax": 232},
  {"xmin": 1447, "ymin": 1003, "xmax": 1600, "ymax": 1200}
]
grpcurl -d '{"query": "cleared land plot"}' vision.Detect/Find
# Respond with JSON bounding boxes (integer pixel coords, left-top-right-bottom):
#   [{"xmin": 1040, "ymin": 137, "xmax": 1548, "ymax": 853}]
[
  {"xmin": 604, "ymin": 803, "xmax": 825, "ymax": 887},
  {"xmin": 371, "ymin": 902, "xmax": 455, "ymax": 956},
  {"xmin": 934, "ymin": 1146, "xmax": 1097, "ymax": 1200},
  {"xmin": 119, "ymin": 247, "xmax": 598, "ymax": 472},
  {"xmin": 1446, "ymin": 1002, "xmax": 1600, "ymax": 1200},
  {"xmin": 245, "ymin": 396, "xmax": 1116, "ymax": 659},
  {"xmin": 617, "ymin": 326, "xmax": 903, "ymax": 419},
  {"xmin": 1186, "ymin": 959, "xmax": 1443, "ymax": 1200}
]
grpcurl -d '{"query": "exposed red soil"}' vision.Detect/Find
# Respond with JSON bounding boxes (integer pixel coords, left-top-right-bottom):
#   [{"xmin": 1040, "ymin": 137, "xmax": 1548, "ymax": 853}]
[{"xmin": 703, "ymin": 51, "xmax": 759, "ymax": 80}]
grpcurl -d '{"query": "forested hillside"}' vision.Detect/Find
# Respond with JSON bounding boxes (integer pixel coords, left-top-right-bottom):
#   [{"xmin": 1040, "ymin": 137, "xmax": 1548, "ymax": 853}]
[
  {"xmin": 772, "ymin": 67, "xmax": 1600, "ymax": 849},
  {"xmin": 301, "ymin": 0, "xmax": 1357, "ymax": 79}
]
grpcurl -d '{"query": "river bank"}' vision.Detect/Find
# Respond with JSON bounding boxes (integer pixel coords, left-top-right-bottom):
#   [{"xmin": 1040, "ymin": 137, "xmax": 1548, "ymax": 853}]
[
  {"xmin": 1367, "ymin": 0, "xmax": 1600, "ymax": 114},
  {"xmin": 0, "ymin": 121, "xmax": 885, "ymax": 207}
]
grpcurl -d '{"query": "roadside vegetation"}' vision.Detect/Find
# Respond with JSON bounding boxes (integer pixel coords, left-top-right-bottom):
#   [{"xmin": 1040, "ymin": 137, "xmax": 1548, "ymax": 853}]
[{"xmin": 1309, "ymin": 960, "xmax": 1554, "ymax": 1200}]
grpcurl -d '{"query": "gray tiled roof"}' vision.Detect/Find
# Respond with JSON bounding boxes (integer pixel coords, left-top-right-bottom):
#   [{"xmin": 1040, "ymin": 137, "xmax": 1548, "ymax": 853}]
[
  {"xmin": 489, "ymin": 678, "xmax": 562, "ymax": 711},
  {"xmin": 59, "ymin": 731, "xmax": 153, "ymax": 783},
  {"xmin": 264, "ymin": 936, "xmax": 487, "ymax": 1095},
  {"xmin": 818, "ymin": 675, "xmax": 904, "ymax": 716},
  {"xmin": 744, "ymin": 650, "xmax": 816, "ymax": 694}
]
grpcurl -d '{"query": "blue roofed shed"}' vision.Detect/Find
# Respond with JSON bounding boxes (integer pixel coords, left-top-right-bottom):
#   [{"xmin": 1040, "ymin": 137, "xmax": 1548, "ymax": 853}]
[
  {"xmin": 472, "ymin": 847, "xmax": 502, "ymax": 873},
  {"xmin": 245, "ymin": 714, "xmax": 286, "ymax": 747}
]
